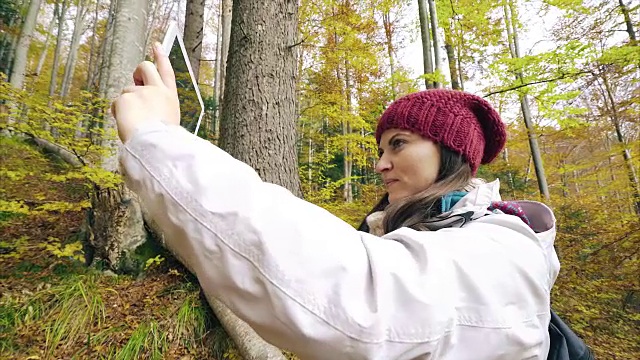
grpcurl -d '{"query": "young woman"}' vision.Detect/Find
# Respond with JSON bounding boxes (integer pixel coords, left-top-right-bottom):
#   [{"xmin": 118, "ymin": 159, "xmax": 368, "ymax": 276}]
[{"xmin": 112, "ymin": 43, "xmax": 560, "ymax": 359}]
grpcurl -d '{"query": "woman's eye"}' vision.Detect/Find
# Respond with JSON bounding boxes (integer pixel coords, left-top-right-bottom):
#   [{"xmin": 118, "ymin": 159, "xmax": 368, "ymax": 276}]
[{"xmin": 392, "ymin": 139, "xmax": 405, "ymax": 148}]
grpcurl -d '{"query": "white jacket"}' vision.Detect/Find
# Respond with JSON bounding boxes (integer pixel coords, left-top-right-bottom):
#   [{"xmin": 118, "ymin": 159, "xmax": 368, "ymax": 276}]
[{"xmin": 119, "ymin": 123, "xmax": 561, "ymax": 360}]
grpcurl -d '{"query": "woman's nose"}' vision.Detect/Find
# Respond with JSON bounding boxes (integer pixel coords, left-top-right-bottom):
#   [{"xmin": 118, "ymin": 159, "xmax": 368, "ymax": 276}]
[{"xmin": 375, "ymin": 155, "xmax": 392, "ymax": 173}]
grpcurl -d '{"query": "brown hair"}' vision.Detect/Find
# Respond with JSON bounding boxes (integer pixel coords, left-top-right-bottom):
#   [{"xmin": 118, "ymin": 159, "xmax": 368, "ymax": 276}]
[{"xmin": 357, "ymin": 146, "xmax": 473, "ymax": 234}]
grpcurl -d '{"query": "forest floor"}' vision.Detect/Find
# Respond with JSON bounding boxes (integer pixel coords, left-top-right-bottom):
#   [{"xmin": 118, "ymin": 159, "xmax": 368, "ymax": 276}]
[{"xmin": 0, "ymin": 136, "xmax": 237, "ymax": 359}]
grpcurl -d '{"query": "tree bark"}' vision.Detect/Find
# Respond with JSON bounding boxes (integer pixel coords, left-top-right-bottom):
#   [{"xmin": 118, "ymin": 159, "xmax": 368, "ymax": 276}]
[
  {"xmin": 9, "ymin": 0, "xmax": 42, "ymax": 90},
  {"xmin": 427, "ymin": 0, "xmax": 441, "ymax": 88},
  {"xmin": 0, "ymin": 16, "xmax": 17, "ymax": 75},
  {"xmin": 0, "ymin": 0, "xmax": 23, "ymax": 78},
  {"xmin": 219, "ymin": 0, "xmax": 302, "ymax": 197},
  {"xmin": 61, "ymin": 0, "xmax": 89, "ymax": 98},
  {"xmin": 207, "ymin": 296, "xmax": 287, "ymax": 360},
  {"xmin": 618, "ymin": 0, "xmax": 637, "ymax": 44},
  {"xmin": 503, "ymin": 0, "xmax": 550, "ymax": 200},
  {"xmin": 444, "ymin": 22, "xmax": 460, "ymax": 90},
  {"xmin": 183, "ymin": 0, "xmax": 205, "ymax": 81},
  {"xmin": 343, "ymin": 60, "xmax": 353, "ymax": 203},
  {"xmin": 49, "ymin": 0, "xmax": 69, "ymax": 98},
  {"xmin": 85, "ymin": 0, "xmax": 101, "ymax": 90},
  {"xmin": 216, "ymin": 0, "xmax": 232, "ymax": 116},
  {"xmin": 89, "ymin": 0, "xmax": 148, "ymax": 268},
  {"xmin": 417, "ymin": 0, "xmax": 434, "ymax": 89},
  {"xmin": 382, "ymin": 11, "xmax": 396, "ymax": 96},
  {"xmin": 600, "ymin": 73, "xmax": 640, "ymax": 215},
  {"xmin": 98, "ymin": 0, "xmax": 117, "ymax": 98},
  {"xmin": 35, "ymin": 14, "xmax": 57, "ymax": 77},
  {"xmin": 217, "ymin": 1, "xmax": 303, "ymax": 355}
]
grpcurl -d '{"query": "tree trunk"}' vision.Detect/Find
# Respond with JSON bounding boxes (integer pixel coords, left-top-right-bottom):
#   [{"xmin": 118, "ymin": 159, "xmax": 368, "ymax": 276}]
[
  {"xmin": 85, "ymin": 0, "xmax": 101, "ymax": 90},
  {"xmin": 427, "ymin": 0, "xmax": 441, "ymax": 88},
  {"xmin": 183, "ymin": 0, "xmax": 205, "ymax": 81},
  {"xmin": 0, "ymin": 0, "xmax": 22, "ymax": 79},
  {"xmin": 382, "ymin": 11, "xmax": 396, "ymax": 96},
  {"xmin": 417, "ymin": 0, "xmax": 434, "ymax": 89},
  {"xmin": 503, "ymin": 0, "xmax": 550, "ymax": 200},
  {"xmin": 49, "ymin": 0, "xmax": 69, "ymax": 98},
  {"xmin": 35, "ymin": 14, "xmax": 57, "ymax": 77},
  {"xmin": 444, "ymin": 22, "xmax": 460, "ymax": 90},
  {"xmin": 206, "ymin": 295, "xmax": 287, "ymax": 360},
  {"xmin": 343, "ymin": 60, "xmax": 353, "ymax": 203},
  {"xmin": 619, "ymin": 0, "xmax": 637, "ymax": 44},
  {"xmin": 98, "ymin": 0, "xmax": 117, "ymax": 98},
  {"xmin": 218, "ymin": 0, "xmax": 232, "ymax": 113},
  {"xmin": 3, "ymin": 0, "xmax": 41, "ymax": 132},
  {"xmin": 0, "ymin": 16, "xmax": 17, "ymax": 75},
  {"xmin": 219, "ymin": 0, "xmax": 302, "ymax": 197},
  {"xmin": 9, "ymin": 0, "xmax": 42, "ymax": 90},
  {"xmin": 601, "ymin": 73, "xmax": 640, "ymax": 215},
  {"xmin": 217, "ymin": 2, "xmax": 302, "ymax": 355},
  {"xmin": 61, "ymin": 0, "xmax": 88, "ymax": 98},
  {"xmin": 89, "ymin": 0, "xmax": 148, "ymax": 268}
]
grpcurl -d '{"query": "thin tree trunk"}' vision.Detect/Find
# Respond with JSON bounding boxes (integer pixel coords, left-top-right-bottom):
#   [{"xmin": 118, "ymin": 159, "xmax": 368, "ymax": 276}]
[
  {"xmin": 219, "ymin": 0, "xmax": 232, "ymax": 109},
  {"xmin": 503, "ymin": 0, "xmax": 550, "ymax": 200},
  {"xmin": 85, "ymin": 0, "xmax": 101, "ymax": 90},
  {"xmin": 183, "ymin": 0, "xmax": 205, "ymax": 81},
  {"xmin": 343, "ymin": 60, "xmax": 353, "ymax": 203},
  {"xmin": 98, "ymin": 0, "xmax": 117, "ymax": 98},
  {"xmin": 213, "ymin": 1, "xmax": 223, "ymax": 131},
  {"xmin": 61, "ymin": 0, "xmax": 88, "ymax": 98},
  {"xmin": 444, "ymin": 22, "xmax": 460, "ymax": 90},
  {"xmin": 35, "ymin": 14, "xmax": 57, "ymax": 77},
  {"xmin": 503, "ymin": 147, "xmax": 516, "ymax": 198},
  {"xmin": 427, "ymin": 0, "xmax": 441, "ymax": 88},
  {"xmin": 382, "ymin": 11, "xmax": 396, "ymax": 96},
  {"xmin": 454, "ymin": 15, "xmax": 465, "ymax": 91},
  {"xmin": 0, "ymin": 16, "xmax": 17, "ymax": 75},
  {"xmin": 601, "ymin": 73, "xmax": 640, "ymax": 215},
  {"xmin": 1, "ymin": 0, "xmax": 23, "ymax": 79},
  {"xmin": 417, "ymin": 0, "xmax": 434, "ymax": 89},
  {"xmin": 619, "ymin": 0, "xmax": 637, "ymax": 44},
  {"xmin": 49, "ymin": 0, "xmax": 69, "ymax": 98},
  {"xmin": 604, "ymin": 135, "xmax": 622, "ymax": 202}
]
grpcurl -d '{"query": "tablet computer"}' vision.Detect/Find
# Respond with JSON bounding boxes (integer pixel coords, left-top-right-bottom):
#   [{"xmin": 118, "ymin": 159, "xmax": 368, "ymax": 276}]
[{"xmin": 160, "ymin": 21, "xmax": 204, "ymax": 135}]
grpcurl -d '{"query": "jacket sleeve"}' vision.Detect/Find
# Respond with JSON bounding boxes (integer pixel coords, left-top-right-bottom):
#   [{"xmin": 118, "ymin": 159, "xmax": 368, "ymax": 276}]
[{"xmin": 118, "ymin": 123, "xmax": 550, "ymax": 359}]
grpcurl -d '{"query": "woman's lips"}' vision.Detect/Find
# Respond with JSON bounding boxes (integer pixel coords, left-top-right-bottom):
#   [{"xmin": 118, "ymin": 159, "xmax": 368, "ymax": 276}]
[{"xmin": 384, "ymin": 179, "xmax": 399, "ymax": 187}]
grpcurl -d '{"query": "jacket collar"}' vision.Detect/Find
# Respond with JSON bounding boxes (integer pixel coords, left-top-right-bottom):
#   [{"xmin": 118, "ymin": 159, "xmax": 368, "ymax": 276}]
[{"xmin": 365, "ymin": 180, "xmax": 502, "ymax": 236}]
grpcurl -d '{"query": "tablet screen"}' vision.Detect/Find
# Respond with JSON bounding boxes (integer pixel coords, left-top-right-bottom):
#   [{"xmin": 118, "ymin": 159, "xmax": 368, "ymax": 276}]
[{"xmin": 166, "ymin": 36, "xmax": 202, "ymax": 134}]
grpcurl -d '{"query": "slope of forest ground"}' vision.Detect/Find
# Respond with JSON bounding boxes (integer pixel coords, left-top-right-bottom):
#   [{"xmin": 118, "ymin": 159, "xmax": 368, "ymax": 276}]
[
  {"xmin": 0, "ymin": 136, "xmax": 241, "ymax": 359},
  {"xmin": 1, "ymin": 135, "xmax": 639, "ymax": 359}
]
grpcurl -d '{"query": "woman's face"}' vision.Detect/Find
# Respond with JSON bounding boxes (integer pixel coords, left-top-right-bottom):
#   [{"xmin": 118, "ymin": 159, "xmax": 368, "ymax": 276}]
[{"xmin": 375, "ymin": 129, "xmax": 441, "ymax": 204}]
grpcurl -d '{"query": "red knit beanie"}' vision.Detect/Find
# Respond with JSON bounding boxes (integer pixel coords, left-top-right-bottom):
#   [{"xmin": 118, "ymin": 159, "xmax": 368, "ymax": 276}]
[{"xmin": 375, "ymin": 89, "xmax": 507, "ymax": 175}]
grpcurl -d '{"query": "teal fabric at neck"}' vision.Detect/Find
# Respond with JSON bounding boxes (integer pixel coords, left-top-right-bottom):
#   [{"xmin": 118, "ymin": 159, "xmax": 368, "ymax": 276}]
[{"xmin": 441, "ymin": 191, "xmax": 468, "ymax": 213}]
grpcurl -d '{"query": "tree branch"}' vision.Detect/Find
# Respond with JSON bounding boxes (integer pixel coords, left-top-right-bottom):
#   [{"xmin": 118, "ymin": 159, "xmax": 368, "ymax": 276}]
[{"xmin": 483, "ymin": 71, "xmax": 591, "ymax": 97}]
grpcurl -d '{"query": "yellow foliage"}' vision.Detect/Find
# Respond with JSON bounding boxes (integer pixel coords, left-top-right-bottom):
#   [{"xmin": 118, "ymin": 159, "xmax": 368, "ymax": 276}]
[{"xmin": 42, "ymin": 239, "xmax": 84, "ymax": 262}]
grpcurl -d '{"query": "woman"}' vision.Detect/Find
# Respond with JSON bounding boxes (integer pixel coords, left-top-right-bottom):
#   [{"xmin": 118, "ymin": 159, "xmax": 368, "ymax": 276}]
[{"xmin": 112, "ymin": 43, "xmax": 560, "ymax": 359}]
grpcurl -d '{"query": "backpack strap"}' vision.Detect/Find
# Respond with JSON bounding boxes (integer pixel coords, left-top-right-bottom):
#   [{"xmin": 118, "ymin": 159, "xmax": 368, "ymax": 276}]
[{"xmin": 547, "ymin": 310, "xmax": 595, "ymax": 360}]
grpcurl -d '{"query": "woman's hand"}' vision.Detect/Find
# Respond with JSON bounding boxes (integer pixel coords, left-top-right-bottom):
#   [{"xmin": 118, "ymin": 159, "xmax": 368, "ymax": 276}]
[{"xmin": 112, "ymin": 42, "xmax": 180, "ymax": 143}]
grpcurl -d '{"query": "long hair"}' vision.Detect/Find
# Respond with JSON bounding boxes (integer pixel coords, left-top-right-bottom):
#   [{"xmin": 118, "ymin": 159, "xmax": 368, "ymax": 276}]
[{"xmin": 357, "ymin": 147, "xmax": 473, "ymax": 234}]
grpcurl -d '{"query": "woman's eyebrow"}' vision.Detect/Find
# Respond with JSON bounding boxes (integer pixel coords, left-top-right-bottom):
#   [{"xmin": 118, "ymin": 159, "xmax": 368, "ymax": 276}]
[{"xmin": 388, "ymin": 132, "xmax": 410, "ymax": 145}]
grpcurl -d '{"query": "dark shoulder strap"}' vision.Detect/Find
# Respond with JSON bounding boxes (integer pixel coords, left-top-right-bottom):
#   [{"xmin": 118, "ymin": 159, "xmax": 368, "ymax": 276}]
[{"xmin": 548, "ymin": 310, "xmax": 595, "ymax": 360}]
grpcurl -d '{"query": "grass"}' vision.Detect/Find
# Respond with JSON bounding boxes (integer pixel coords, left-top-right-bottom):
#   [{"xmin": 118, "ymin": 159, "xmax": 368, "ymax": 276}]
[
  {"xmin": 115, "ymin": 321, "xmax": 168, "ymax": 360},
  {"xmin": 1, "ymin": 135, "xmax": 239, "ymax": 359},
  {"xmin": 42, "ymin": 275, "xmax": 106, "ymax": 357}
]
